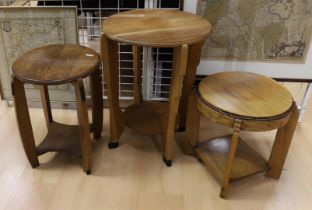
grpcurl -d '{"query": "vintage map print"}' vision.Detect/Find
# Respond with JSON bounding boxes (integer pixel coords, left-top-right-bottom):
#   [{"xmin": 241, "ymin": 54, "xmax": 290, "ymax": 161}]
[
  {"xmin": 0, "ymin": 7, "xmax": 77, "ymax": 100},
  {"xmin": 197, "ymin": 0, "xmax": 312, "ymax": 62}
]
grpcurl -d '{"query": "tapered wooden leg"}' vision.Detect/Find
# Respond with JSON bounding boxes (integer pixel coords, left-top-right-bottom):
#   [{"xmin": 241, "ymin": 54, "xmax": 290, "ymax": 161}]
[
  {"xmin": 40, "ymin": 85, "xmax": 53, "ymax": 129},
  {"xmin": 12, "ymin": 77, "xmax": 39, "ymax": 168},
  {"xmin": 101, "ymin": 35, "xmax": 125, "ymax": 148},
  {"xmin": 178, "ymin": 42, "xmax": 203, "ymax": 131},
  {"xmin": 132, "ymin": 45, "xmax": 143, "ymax": 104},
  {"xmin": 90, "ymin": 68, "xmax": 103, "ymax": 140},
  {"xmin": 265, "ymin": 104, "xmax": 299, "ymax": 179},
  {"xmin": 74, "ymin": 79, "xmax": 92, "ymax": 174},
  {"xmin": 220, "ymin": 119, "xmax": 241, "ymax": 198},
  {"xmin": 163, "ymin": 44, "xmax": 189, "ymax": 166},
  {"xmin": 183, "ymin": 90, "xmax": 201, "ymax": 155}
]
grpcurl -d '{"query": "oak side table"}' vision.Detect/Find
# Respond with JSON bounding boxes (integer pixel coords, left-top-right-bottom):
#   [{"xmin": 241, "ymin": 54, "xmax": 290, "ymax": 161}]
[
  {"xmin": 184, "ymin": 72, "xmax": 299, "ymax": 198},
  {"xmin": 12, "ymin": 44, "xmax": 103, "ymax": 174},
  {"xmin": 101, "ymin": 9, "xmax": 212, "ymax": 166}
]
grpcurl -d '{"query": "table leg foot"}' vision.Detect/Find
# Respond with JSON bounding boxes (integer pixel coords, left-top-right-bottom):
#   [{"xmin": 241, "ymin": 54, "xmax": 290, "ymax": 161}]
[
  {"xmin": 30, "ymin": 162, "xmax": 40, "ymax": 169},
  {"xmin": 108, "ymin": 142, "xmax": 119, "ymax": 149},
  {"xmin": 220, "ymin": 188, "xmax": 227, "ymax": 199},
  {"xmin": 163, "ymin": 157, "xmax": 172, "ymax": 167},
  {"xmin": 93, "ymin": 132, "xmax": 101, "ymax": 140},
  {"xmin": 177, "ymin": 126, "xmax": 186, "ymax": 132},
  {"xmin": 85, "ymin": 169, "xmax": 91, "ymax": 175}
]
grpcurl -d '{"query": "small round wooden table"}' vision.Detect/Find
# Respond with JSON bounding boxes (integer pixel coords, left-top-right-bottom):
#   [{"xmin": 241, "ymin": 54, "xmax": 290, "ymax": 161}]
[
  {"xmin": 184, "ymin": 72, "xmax": 299, "ymax": 198},
  {"xmin": 101, "ymin": 9, "xmax": 212, "ymax": 166},
  {"xmin": 12, "ymin": 44, "xmax": 103, "ymax": 174}
]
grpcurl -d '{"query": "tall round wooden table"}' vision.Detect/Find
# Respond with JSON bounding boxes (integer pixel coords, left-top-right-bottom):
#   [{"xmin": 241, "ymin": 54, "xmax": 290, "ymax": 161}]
[{"xmin": 101, "ymin": 9, "xmax": 212, "ymax": 166}]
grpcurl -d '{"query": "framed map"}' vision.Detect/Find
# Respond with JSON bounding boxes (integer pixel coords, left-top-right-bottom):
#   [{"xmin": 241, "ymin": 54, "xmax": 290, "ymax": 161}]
[
  {"xmin": 197, "ymin": 0, "xmax": 312, "ymax": 62},
  {"xmin": 0, "ymin": 6, "xmax": 78, "ymax": 101}
]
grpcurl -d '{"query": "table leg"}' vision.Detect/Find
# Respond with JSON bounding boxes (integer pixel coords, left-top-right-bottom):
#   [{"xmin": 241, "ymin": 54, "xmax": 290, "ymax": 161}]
[
  {"xmin": 132, "ymin": 45, "xmax": 143, "ymax": 104},
  {"xmin": 183, "ymin": 90, "xmax": 201, "ymax": 155},
  {"xmin": 265, "ymin": 104, "xmax": 299, "ymax": 179},
  {"xmin": 90, "ymin": 68, "xmax": 103, "ymax": 140},
  {"xmin": 74, "ymin": 79, "xmax": 92, "ymax": 175},
  {"xmin": 163, "ymin": 44, "xmax": 189, "ymax": 166},
  {"xmin": 12, "ymin": 77, "xmax": 39, "ymax": 168},
  {"xmin": 220, "ymin": 119, "xmax": 241, "ymax": 198},
  {"xmin": 101, "ymin": 36, "xmax": 125, "ymax": 149},
  {"xmin": 178, "ymin": 42, "xmax": 203, "ymax": 131},
  {"xmin": 40, "ymin": 85, "xmax": 53, "ymax": 129}
]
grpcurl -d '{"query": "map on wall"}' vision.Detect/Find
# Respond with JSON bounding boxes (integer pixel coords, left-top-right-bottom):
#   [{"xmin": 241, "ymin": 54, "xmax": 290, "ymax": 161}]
[
  {"xmin": 0, "ymin": 7, "xmax": 77, "ymax": 100},
  {"xmin": 1, "ymin": 19, "xmax": 66, "ymax": 66},
  {"xmin": 197, "ymin": 0, "xmax": 312, "ymax": 62}
]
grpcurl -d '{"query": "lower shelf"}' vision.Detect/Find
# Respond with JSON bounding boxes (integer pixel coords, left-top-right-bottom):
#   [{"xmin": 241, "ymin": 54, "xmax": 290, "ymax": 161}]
[
  {"xmin": 124, "ymin": 101, "xmax": 168, "ymax": 134},
  {"xmin": 195, "ymin": 136, "xmax": 268, "ymax": 183},
  {"xmin": 36, "ymin": 122, "xmax": 81, "ymax": 155}
]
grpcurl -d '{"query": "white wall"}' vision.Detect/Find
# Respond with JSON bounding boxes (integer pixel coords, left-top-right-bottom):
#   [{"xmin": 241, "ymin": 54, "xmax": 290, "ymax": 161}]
[{"xmin": 184, "ymin": 0, "xmax": 312, "ymax": 80}]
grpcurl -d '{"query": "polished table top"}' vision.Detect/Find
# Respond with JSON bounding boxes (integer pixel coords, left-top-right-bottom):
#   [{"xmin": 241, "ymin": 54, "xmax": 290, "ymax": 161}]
[
  {"xmin": 198, "ymin": 72, "xmax": 294, "ymax": 119},
  {"xmin": 12, "ymin": 44, "xmax": 99, "ymax": 85},
  {"xmin": 102, "ymin": 9, "xmax": 212, "ymax": 47}
]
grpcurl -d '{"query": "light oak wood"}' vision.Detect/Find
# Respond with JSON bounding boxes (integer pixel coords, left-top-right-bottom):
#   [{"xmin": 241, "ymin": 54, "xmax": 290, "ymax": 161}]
[
  {"xmin": 185, "ymin": 72, "xmax": 299, "ymax": 198},
  {"xmin": 101, "ymin": 35, "xmax": 125, "ymax": 148},
  {"xmin": 36, "ymin": 122, "xmax": 81, "ymax": 155},
  {"xmin": 198, "ymin": 72, "xmax": 293, "ymax": 119},
  {"xmin": 12, "ymin": 44, "xmax": 100, "ymax": 85},
  {"xmin": 101, "ymin": 9, "xmax": 212, "ymax": 164},
  {"xmin": 182, "ymin": 90, "xmax": 201, "ymax": 155},
  {"xmin": 220, "ymin": 119, "xmax": 241, "ymax": 198},
  {"xmin": 102, "ymin": 9, "xmax": 212, "ymax": 47},
  {"xmin": 178, "ymin": 42, "xmax": 203, "ymax": 130},
  {"xmin": 163, "ymin": 44, "xmax": 188, "ymax": 165},
  {"xmin": 124, "ymin": 101, "xmax": 167, "ymax": 134},
  {"xmin": 266, "ymin": 105, "xmax": 299, "ymax": 178},
  {"xmin": 132, "ymin": 45, "xmax": 143, "ymax": 104},
  {"xmin": 0, "ymin": 92, "xmax": 312, "ymax": 209}
]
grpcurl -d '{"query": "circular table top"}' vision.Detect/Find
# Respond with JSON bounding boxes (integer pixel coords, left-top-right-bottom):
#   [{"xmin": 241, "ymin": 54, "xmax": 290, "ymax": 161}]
[
  {"xmin": 102, "ymin": 9, "xmax": 212, "ymax": 47},
  {"xmin": 198, "ymin": 72, "xmax": 294, "ymax": 120},
  {"xmin": 12, "ymin": 44, "xmax": 100, "ymax": 85}
]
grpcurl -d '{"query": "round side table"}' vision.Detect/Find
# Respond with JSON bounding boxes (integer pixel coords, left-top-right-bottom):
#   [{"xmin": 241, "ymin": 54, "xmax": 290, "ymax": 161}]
[
  {"xmin": 12, "ymin": 44, "xmax": 103, "ymax": 174},
  {"xmin": 184, "ymin": 72, "xmax": 299, "ymax": 198},
  {"xmin": 101, "ymin": 9, "xmax": 212, "ymax": 166}
]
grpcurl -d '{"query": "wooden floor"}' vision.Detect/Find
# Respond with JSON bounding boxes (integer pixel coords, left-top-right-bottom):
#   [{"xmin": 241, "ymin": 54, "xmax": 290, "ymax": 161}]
[{"xmin": 0, "ymin": 91, "xmax": 312, "ymax": 210}]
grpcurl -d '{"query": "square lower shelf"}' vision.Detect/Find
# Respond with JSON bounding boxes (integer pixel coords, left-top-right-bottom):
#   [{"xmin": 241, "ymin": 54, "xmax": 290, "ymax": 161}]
[{"xmin": 195, "ymin": 135, "xmax": 268, "ymax": 183}]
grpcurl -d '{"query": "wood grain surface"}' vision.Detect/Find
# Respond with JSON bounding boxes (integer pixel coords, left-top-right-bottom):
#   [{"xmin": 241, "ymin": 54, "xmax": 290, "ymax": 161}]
[
  {"xmin": 198, "ymin": 72, "xmax": 293, "ymax": 119},
  {"xmin": 124, "ymin": 101, "xmax": 168, "ymax": 134},
  {"xmin": 195, "ymin": 136, "xmax": 268, "ymax": 183},
  {"xmin": 12, "ymin": 44, "xmax": 100, "ymax": 85},
  {"xmin": 0, "ymin": 91, "xmax": 311, "ymax": 208},
  {"xmin": 185, "ymin": 72, "xmax": 298, "ymax": 198},
  {"xmin": 102, "ymin": 9, "xmax": 212, "ymax": 47}
]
